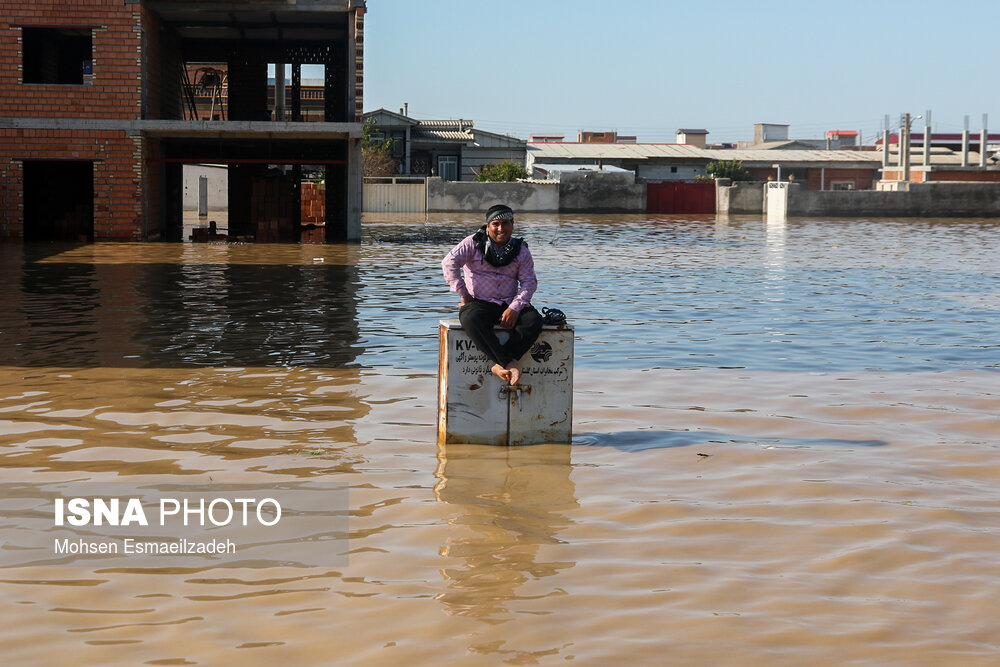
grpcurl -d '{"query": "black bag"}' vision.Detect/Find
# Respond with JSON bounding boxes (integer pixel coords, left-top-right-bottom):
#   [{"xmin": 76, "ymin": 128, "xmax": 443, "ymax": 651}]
[{"xmin": 541, "ymin": 307, "xmax": 566, "ymax": 325}]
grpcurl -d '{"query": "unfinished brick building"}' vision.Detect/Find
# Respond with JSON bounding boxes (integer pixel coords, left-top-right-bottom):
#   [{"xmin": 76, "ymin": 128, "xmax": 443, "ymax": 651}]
[{"xmin": 0, "ymin": 0, "xmax": 366, "ymax": 242}]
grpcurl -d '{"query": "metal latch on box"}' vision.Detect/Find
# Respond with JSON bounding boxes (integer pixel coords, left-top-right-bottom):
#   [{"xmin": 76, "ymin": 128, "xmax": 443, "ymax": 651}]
[{"xmin": 498, "ymin": 384, "xmax": 530, "ymax": 400}]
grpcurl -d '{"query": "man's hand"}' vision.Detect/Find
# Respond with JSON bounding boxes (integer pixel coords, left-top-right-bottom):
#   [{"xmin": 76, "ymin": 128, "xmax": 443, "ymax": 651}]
[
  {"xmin": 500, "ymin": 307, "xmax": 518, "ymax": 328},
  {"xmin": 460, "ymin": 295, "xmax": 472, "ymax": 307}
]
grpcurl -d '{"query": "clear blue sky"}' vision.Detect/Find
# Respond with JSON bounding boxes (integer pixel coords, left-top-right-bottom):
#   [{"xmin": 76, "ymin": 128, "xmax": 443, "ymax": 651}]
[{"xmin": 363, "ymin": 0, "xmax": 1000, "ymax": 144}]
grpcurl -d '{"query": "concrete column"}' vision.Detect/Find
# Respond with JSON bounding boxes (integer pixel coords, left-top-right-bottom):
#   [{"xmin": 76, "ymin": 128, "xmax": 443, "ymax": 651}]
[
  {"xmin": 882, "ymin": 130, "xmax": 890, "ymax": 167},
  {"xmin": 901, "ymin": 113, "xmax": 911, "ymax": 181},
  {"xmin": 347, "ymin": 137, "xmax": 363, "ymax": 241},
  {"xmin": 198, "ymin": 175, "xmax": 208, "ymax": 217},
  {"xmin": 962, "ymin": 130, "xmax": 970, "ymax": 167},
  {"xmin": 923, "ymin": 126, "xmax": 931, "ymax": 166},
  {"xmin": 291, "ymin": 64, "xmax": 301, "ymax": 122},
  {"xmin": 980, "ymin": 118, "xmax": 988, "ymax": 167},
  {"xmin": 275, "ymin": 63, "xmax": 285, "ymax": 121}
]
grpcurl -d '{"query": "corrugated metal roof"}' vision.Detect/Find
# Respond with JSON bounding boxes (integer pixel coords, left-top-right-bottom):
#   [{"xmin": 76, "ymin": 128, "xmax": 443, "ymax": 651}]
[
  {"xmin": 527, "ymin": 143, "xmax": 707, "ymax": 159},
  {"xmin": 414, "ymin": 129, "xmax": 473, "ymax": 142},
  {"xmin": 722, "ymin": 149, "xmax": 880, "ymax": 164},
  {"xmin": 532, "ymin": 162, "xmax": 632, "ymax": 174},
  {"xmin": 527, "ymin": 142, "xmax": 883, "ymax": 164}
]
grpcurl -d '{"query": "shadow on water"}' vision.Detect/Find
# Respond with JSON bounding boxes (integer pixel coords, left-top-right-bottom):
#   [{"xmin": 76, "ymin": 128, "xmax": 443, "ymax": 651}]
[
  {"xmin": 574, "ymin": 430, "xmax": 888, "ymax": 451},
  {"xmin": 1, "ymin": 244, "xmax": 363, "ymax": 368}
]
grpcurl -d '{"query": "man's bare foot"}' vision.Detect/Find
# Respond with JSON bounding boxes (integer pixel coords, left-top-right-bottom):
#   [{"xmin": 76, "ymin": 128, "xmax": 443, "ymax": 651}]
[
  {"xmin": 491, "ymin": 363, "xmax": 512, "ymax": 383},
  {"xmin": 505, "ymin": 362, "xmax": 521, "ymax": 386}
]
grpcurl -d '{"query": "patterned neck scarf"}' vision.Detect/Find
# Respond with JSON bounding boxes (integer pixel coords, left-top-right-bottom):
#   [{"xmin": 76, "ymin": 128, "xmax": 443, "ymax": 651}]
[{"xmin": 473, "ymin": 226, "xmax": 524, "ymax": 267}]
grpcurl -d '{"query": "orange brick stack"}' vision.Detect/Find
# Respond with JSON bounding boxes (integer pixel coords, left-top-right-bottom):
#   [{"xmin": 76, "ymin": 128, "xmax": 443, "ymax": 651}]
[{"xmin": 300, "ymin": 182, "xmax": 326, "ymax": 225}]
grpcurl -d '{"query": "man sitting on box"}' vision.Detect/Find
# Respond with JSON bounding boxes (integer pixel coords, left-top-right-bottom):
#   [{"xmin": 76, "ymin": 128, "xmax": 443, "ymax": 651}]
[{"xmin": 442, "ymin": 204, "xmax": 543, "ymax": 386}]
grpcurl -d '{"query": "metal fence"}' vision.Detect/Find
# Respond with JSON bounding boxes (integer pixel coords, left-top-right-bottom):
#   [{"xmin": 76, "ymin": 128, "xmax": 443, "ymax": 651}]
[{"xmin": 363, "ymin": 177, "xmax": 427, "ymax": 213}]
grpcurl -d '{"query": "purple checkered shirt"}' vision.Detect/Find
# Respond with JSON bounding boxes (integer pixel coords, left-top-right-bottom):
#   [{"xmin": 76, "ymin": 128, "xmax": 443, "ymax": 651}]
[{"xmin": 442, "ymin": 234, "xmax": 537, "ymax": 312}]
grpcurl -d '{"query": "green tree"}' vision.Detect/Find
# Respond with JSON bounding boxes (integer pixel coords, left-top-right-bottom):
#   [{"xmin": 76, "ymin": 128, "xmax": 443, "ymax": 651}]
[
  {"xmin": 474, "ymin": 160, "xmax": 529, "ymax": 182},
  {"xmin": 705, "ymin": 159, "xmax": 751, "ymax": 181},
  {"xmin": 362, "ymin": 117, "xmax": 398, "ymax": 177}
]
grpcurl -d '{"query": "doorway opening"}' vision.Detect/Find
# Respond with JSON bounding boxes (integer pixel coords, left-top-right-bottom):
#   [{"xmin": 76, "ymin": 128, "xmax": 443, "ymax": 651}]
[
  {"xmin": 179, "ymin": 162, "xmax": 330, "ymax": 243},
  {"xmin": 23, "ymin": 161, "xmax": 94, "ymax": 242}
]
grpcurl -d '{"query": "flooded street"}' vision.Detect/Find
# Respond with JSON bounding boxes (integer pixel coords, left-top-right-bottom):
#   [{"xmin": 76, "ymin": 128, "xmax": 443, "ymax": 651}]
[{"xmin": 1, "ymin": 214, "xmax": 999, "ymax": 665}]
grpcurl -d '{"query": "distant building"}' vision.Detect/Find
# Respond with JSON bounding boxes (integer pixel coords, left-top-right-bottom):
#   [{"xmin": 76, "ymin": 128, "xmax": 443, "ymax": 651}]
[
  {"xmin": 526, "ymin": 141, "xmax": 882, "ymax": 190},
  {"xmin": 579, "ymin": 130, "xmax": 618, "ymax": 143},
  {"xmin": 676, "ymin": 129, "xmax": 708, "ymax": 148},
  {"xmin": 755, "ymin": 123, "xmax": 788, "ymax": 143},
  {"xmin": 363, "ymin": 109, "xmax": 525, "ymax": 181},
  {"xmin": 577, "ymin": 130, "xmax": 639, "ymax": 144},
  {"xmin": 529, "ymin": 134, "xmax": 565, "ymax": 143},
  {"xmin": 827, "ymin": 130, "xmax": 858, "ymax": 148},
  {"xmin": 877, "ymin": 132, "xmax": 1000, "ymax": 152},
  {"xmin": 739, "ymin": 122, "xmax": 828, "ymax": 150}
]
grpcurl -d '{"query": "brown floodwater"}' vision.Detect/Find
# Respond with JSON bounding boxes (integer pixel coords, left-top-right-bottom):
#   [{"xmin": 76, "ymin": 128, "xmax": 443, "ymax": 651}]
[{"xmin": 1, "ymin": 214, "xmax": 999, "ymax": 665}]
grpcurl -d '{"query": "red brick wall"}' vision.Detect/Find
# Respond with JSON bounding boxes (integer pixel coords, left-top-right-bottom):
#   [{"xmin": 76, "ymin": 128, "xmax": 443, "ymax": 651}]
[
  {"xmin": 0, "ymin": 129, "xmax": 144, "ymax": 240},
  {"xmin": 747, "ymin": 167, "xmax": 877, "ymax": 189},
  {"xmin": 747, "ymin": 167, "xmax": 775, "ymax": 181},
  {"xmin": 882, "ymin": 169, "xmax": 1000, "ymax": 182},
  {"xmin": 806, "ymin": 167, "xmax": 876, "ymax": 190},
  {"xmin": 1, "ymin": 0, "xmax": 142, "ymax": 120}
]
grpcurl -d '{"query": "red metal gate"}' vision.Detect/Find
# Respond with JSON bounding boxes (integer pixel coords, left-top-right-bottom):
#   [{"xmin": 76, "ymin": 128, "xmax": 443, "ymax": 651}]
[{"xmin": 646, "ymin": 181, "xmax": 715, "ymax": 214}]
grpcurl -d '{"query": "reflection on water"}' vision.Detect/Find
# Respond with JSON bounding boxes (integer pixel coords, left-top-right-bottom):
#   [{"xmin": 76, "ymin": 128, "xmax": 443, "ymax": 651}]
[
  {"xmin": 0, "ymin": 366, "xmax": 369, "ymax": 478},
  {"xmin": 1, "ymin": 244, "xmax": 362, "ymax": 368},
  {"xmin": 433, "ymin": 444, "xmax": 576, "ymax": 623}
]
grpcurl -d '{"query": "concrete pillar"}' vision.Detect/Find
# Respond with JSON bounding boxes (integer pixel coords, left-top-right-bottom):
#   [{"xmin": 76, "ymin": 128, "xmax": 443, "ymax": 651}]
[
  {"xmin": 347, "ymin": 137, "xmax": 362, "ymax": 241},
  {"xmin": 766, "ymin": 181, "xmax": 789, "ymax": 221},
  {"xmin": 901, "ymin": 113, "xmax": 911, "ymax": 180},
  {"xmin": 962, "ymin": 130, "xmax": 970, "ymax": 167},
  {"xmin": 198, "ymin": 175, "xmax": 208, "ymax": 217},
  {"xmin": 980, "ymin": 114, "xmax": 988, "ymax": 167},
  {"xmin": 275, "ymin": 63, "xmax": 286, "ymax": 121},
  {"xmin": 438, "ymin": 320, "xmax": 574, "ymax": 445},
  {"xmin": 923, "ymin": 126, "xmax": 931, "ymax": 166},
  {"xmin": 291, "ymin": 63, "xmax": 301, "ymax": 122},
  {"xmin": 882, "ymin": 130, "xmax": 890, "ymax": 167}
]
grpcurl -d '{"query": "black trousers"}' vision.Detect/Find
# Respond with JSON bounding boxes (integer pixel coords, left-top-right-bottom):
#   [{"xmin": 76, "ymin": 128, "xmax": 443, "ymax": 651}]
[{"xmin": 458, "ymin": 300, "xmax": 543, "ymax": 367}]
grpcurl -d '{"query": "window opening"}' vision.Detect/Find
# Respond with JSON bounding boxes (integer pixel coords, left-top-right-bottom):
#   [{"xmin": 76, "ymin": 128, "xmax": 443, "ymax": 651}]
[{"xmin": 22, "ymin": 27, "xmax": 92, "ymax": 85}]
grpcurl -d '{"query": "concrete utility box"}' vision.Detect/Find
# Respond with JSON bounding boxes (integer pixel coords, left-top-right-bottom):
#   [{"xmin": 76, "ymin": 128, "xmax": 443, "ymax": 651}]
[{"xmin": 438, "ymin": 320, "xmax": 574, "ymax": 446}]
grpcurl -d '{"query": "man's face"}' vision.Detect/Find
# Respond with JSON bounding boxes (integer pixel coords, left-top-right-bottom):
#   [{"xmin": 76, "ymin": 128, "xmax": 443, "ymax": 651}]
[{"xmin": 487, "ymin": 218, "xmax": 513, "ymax": 244}]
